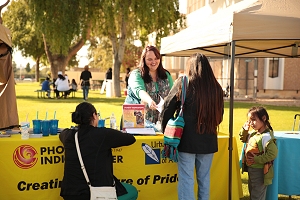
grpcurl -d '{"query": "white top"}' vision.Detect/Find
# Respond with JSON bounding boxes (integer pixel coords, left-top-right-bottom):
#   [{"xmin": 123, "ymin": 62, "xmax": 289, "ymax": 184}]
[{"xmin": 55, "ymin": 76, "xmax": 70, "ymax": 91}]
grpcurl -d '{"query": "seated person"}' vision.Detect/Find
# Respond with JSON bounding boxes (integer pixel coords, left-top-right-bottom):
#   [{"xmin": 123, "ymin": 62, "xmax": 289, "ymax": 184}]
[
  {"xmin": 59, "ymin": 102, "xmax": 138, "ymax": 200},
  {"xmin": 67, "ymin": 79, "xmax": 78, "ymax": 96},
  {"xmin": 41, "ymin": 77, "xmax": 51, "ymax": 98},
  {"xmin": 54, "ymin": 72, "xmax": 69, "ymax": 99}
]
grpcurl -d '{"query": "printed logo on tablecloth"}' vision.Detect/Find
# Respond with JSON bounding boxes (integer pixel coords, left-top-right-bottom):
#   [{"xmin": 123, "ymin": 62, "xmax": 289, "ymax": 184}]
[
  {"xmin": 142, "ymin": 143, "xmax": 161, "ymax": 165},
  {"xmin": 13, "ymin": 145, "xmax": 38, "ymax": 169}
]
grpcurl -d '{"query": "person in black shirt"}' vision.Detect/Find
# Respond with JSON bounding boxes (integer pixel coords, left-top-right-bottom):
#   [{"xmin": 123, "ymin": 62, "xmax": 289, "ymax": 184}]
[
  {"xmin": 125, "ymin": 67, "xmax": 130, "ymax": 88},
  {"xmin": 161, "ymin": 53, "xmax": 224, "ymax": 200},
  {"xmin": 59, "ymin": 102, "xmax": 138, "ymax": 200},
  {"xmin": 105, "ymin": 68, "xmax": 112, "ymax": 80},
  {"xmin": 80, "ymin": 65, "xmax": 92, "ymax": 101}
]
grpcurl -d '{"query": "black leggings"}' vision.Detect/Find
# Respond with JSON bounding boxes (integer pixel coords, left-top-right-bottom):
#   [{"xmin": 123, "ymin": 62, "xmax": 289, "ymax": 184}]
[{"xmin": 54, "ymin": 89, "xmax": 68, "ymax": 97}]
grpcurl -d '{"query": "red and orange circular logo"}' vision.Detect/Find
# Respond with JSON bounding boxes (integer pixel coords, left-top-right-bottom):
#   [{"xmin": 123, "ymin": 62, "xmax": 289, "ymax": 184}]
[{"xmin": 13, "ymin": 145, "xmax": 38, "ymax": 169}]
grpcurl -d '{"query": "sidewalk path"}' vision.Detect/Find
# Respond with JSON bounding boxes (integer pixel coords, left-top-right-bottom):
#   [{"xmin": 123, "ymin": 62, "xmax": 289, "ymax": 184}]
[{"xmin": 225, "ymin": 98, "xmax": 300, "ymax": 107}]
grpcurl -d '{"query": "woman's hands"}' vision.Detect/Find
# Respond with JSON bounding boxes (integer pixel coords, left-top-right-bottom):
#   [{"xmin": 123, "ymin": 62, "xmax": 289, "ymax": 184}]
[
  {"xmin": 147, "ymin": 99, "xmax": 158, "ymax": 110},
  {"xmin": 139, "ymin": 90, "xmax": 157, "ymax": 110}
]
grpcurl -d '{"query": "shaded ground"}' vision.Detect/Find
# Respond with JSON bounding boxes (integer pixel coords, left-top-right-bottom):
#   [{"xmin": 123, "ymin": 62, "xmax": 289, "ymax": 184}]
[{"xmin": 225, "ymin": 98, "xmax": 300, "ymax": 107}]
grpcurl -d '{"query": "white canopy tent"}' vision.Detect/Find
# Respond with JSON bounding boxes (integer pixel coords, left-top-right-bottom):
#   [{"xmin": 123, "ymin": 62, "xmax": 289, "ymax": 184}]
[
  {"xmin": 161, "ymin": 0, "xmax": 300, "ymax": 199},
  {"xmin": 161, "ymin": 0, "xmax": 300, "ymax": 58}
]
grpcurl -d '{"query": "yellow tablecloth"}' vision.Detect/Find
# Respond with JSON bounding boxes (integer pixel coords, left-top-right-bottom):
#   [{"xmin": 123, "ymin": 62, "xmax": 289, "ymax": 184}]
[{"xmin": 0, "ymin": 133, "xmax": 242, "ymax": 200}]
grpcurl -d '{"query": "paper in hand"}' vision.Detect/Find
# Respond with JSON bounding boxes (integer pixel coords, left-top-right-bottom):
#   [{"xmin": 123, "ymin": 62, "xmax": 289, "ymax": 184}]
[{"xmin": 156, "ymin": 96, "xmax": 164, "ymax": 113}]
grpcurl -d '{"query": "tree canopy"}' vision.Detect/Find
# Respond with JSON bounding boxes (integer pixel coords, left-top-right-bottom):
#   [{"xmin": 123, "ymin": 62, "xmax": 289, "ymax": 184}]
[
  {"xmin": 93, "ymin": 0, "xmax": 185, "ymax": 96},
  {"xmin": 27, "ymin": 0, "xmax": 99, "ymax": 55},
  {"xmin": 3, "ymin": 0, "xmax": 46, "ymax": 81},
  {"xmin": 4, "ymin": 0, "xmax": 184, "ymax": 95}
]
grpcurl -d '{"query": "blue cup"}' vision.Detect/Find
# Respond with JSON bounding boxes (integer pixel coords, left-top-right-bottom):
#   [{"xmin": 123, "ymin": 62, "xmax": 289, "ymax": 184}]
[
  {"xmin": 41, "ymin": 120, "xmax": 50, "ymax": 136},
  {"xmin": 49, "ymin": 119, "xmax": 59, "ymax": 135},
  {"xmin": 98, "ymin": 119, "xmax": 105, "ymax": 127},
  {"xmin": 32, "ymin": 119, "xmax": 42, "ymax": 134}
]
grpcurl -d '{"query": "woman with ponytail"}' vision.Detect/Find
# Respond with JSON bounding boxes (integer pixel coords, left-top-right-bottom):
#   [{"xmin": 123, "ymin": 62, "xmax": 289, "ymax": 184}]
[{"xmin": 59, "ymin": 102, "xmax": 138, "ymax": 200}]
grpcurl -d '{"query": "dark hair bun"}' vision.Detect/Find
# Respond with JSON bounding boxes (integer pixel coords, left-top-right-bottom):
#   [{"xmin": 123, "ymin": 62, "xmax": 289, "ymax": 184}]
[{"xmin": 72, "ymin": 112, "xmax": 82, "ymax": 124}]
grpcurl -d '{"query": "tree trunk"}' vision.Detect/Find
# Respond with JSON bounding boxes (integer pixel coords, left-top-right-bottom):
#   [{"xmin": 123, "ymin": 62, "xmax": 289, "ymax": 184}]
[
  {"xmin": 42, "ymin": 25, "xmax": 91, "ymax": 79},
  {"xmin": 49, "ymin": 55, "xmax": 68, "ymax": 78},
  {"xmin": 35, "ymin": 57, "xmax": 40, "ymax": 82},
  {"xmin": 111, "ymin": 11, "xmax": 127, "ymax": 97},
  {"xmin": 113, "ymin": 54, "xmax": 121, "ymax": 97}
]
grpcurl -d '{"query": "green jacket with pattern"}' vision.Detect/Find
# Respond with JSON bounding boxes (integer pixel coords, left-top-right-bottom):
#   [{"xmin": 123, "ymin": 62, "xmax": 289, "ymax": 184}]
[{"xmin": 239, "ymin": 128, "xmax": 278, "ymax": 185}]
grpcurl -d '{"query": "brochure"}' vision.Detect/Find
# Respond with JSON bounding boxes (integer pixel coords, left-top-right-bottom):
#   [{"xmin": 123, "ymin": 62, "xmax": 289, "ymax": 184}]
[{"xmin": 122, "ymin": 104, "xmax": 145, "ymax": 129}]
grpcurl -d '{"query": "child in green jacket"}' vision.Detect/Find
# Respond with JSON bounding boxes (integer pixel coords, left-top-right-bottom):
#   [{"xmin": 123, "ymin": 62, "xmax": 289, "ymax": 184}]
[{"xmin": 240, "ymin": 106, "xmax": 278, "ymax": 200}]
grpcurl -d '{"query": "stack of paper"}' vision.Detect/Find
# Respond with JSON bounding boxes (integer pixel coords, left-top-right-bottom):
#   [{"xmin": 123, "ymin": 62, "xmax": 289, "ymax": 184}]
[{"xmin": 124, "ymin": 128, "xmax": 156, "ymax": 135}]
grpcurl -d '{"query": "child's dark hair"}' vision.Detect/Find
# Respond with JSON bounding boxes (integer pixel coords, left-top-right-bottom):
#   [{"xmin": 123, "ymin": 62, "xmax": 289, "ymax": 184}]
[
  {"xmin": 72, "ymin": 102, "xmax": 96, "ymax": 127},
  {"xmin": 248, "ymin": 106, "xmax": 273, "ymax": 131}
]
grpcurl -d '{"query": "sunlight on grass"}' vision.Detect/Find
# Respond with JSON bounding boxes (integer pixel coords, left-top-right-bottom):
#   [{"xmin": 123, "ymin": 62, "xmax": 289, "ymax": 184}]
[
  {"xmin": 16, "ymin": 82, "xmax": 126, "ymax": 129},
  {"xmin": 14, "ymin": 82, "xmax": 300, "ymax": 200}
]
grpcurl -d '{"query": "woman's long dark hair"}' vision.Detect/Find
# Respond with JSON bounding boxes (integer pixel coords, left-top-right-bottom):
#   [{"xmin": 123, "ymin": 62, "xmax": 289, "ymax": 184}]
[
  {"xmin": 72, "ymin": 102, "xmax": 96, "ymax": 128},
  {"xmin": 248, "ymin": 106, "xmax": 273, "ymax": 131},
  {"xmin": 185, "ymin": 53, "xmax": 224, "ymax": 134},
  {"xmin": 138, "ymin": 45, "xmax": 168, "ymax": 83},
  {"xmin": 72, "ymin": 79, "xmax": 77, "ymax": 85}
]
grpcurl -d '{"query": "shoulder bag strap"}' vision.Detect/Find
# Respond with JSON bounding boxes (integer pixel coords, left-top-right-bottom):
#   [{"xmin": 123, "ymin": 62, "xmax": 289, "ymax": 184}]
[
  {"xmin": 75, "ymin": 132, "xmax": 91, "ymax": 186},
  {"xmin": 179, "ymin": 76, "xmax": 188, "ymax": 117}
]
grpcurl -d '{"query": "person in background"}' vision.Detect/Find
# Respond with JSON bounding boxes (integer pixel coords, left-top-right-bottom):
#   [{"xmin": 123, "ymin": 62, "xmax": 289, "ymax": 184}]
[
  {"xmin": 80, "ymin": 65, "xmax": 92, "ymax": 101},
  {"xmin": 105, "ymin": 68, "xmax": 112, "ymax": 81},
  {"xmin": 52, "ymin": 78, "xmax": 57, "ymax": 93},
  {"xmin": 59, "ymin": 102, "xmax": 138, "ymax": 200},
  {"xmin": 240, "ymin": 106, "xmax": 278, "ymax": 200},
  {"xmin": 124, "ymin": 45, "xmax": 173, "ymax": 124},
  {"xmin": 178, "ymin": 70, "xmax": 185, "ymax": 78},
  {"xmin": 46, "ymin": 71, "xmax": 52, "ymax": 79},
  {"xmin": 69, "ymin": 79, "xmax": 78, "ymax": 92},
  {"xmin": 125, "ymin": 67, "xmax": 130, "ymax": 88},
  {"xmin": 41, "ymin": 77, "xmax": 51, "ymax": 98},
  {"xmin": 54, "ymin": 72, "xmax": 70, "ymax": 99},
  {"xmin": 161, "ymin": 53, "xmax": 224, "ymax": 200}
]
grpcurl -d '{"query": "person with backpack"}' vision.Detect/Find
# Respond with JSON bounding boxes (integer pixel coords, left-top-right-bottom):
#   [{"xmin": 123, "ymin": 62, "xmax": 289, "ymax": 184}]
[{"xmin": 240, "ymin": 106, "xmax": 278, "ymax": 200}]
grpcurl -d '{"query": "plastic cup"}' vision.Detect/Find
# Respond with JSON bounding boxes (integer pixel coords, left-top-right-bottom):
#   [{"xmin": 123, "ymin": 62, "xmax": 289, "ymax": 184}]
[
  {"xmin": 20, "ymin": 122, "xmax": 30, "ymax": 140},
  {"xmin": 41, "ymin": 120, "xmax": 50, "ymax": 136},
  {"xmin": 49, "ymin": 119, "xmax": 59, "ymax": 135},
  {"xmin": 32, "ymin": 119, "xmax": 42, "ymax": 134},
  {"xmin": 98, "ymin": 119, "xmax": 105, "ymax": 127}
]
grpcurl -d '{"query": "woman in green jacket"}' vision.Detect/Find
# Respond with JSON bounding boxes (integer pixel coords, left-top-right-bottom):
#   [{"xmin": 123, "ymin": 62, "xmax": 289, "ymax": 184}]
[{"xmin": 124, "ymin": 45, "xmax": 173, "ymax": 124}]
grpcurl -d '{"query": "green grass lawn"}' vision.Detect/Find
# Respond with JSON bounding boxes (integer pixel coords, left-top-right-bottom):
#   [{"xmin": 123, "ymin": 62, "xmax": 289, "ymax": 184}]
[{"xmin": 14, "ymin": 82, "xmax": 300, "ymax": 200}]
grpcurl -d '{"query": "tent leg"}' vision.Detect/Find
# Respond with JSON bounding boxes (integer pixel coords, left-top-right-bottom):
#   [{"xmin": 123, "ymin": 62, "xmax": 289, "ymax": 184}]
[{"xmin": 228, "ymin": 40, "xmax": 235, "ymax": 200}]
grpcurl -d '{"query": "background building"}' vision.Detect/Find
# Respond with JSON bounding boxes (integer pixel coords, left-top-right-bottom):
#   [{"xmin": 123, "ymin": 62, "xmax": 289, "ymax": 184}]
[{"xmin": 162, "ymin": 0, "xmax": 300, "ymax": 99}]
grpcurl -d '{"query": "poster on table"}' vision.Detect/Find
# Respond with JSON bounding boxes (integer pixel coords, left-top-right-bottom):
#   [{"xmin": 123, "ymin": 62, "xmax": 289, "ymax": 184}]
[{"xmin": 122, "ymin": 104, "xmax": 145, "ymax": 129}]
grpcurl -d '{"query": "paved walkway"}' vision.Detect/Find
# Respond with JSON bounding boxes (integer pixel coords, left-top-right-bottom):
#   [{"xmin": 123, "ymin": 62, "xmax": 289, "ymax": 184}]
[{"xmin": 225, "ymin": 98, "xmax": 300, "ymax": 107}]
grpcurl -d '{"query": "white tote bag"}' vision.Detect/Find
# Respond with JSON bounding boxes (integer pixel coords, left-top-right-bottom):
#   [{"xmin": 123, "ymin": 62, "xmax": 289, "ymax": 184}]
[{"xmin": 90, "ymin": 186, "xmax": 117, "ymax": 200}]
